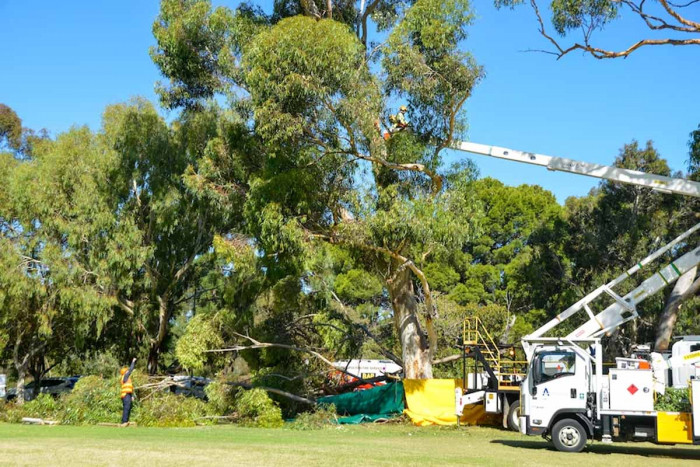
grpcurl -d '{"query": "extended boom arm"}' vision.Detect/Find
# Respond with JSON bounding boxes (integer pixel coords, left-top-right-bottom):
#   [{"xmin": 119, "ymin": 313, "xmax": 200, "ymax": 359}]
[
  {"xmin": 452, "ymin": 140, "xmax": 700, "ymax": 352},
  {"xmin": 454, "ymin": 141, "xmax": 700, "ymax": 198}
]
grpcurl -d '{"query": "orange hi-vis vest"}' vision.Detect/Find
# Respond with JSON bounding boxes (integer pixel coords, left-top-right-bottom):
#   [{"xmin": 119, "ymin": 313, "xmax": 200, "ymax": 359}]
[{"xmin": 120, "ymin": 376, "xmax": 134, "ymax": 399}]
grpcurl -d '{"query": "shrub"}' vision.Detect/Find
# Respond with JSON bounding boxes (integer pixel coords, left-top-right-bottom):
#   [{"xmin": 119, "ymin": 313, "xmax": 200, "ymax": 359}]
[
  {"xmin": 205, "ymin": 379, "xmax": 236, "ymax": 414},
  {"xmin": 234, "ymin": 388, "xmax": 283, "ymax": 428},
  {"xmin": 22, "ymin": 393, "xmax": 60, "ymax": 419},
  {"xmin": 289, "ymin": 404, "xmax": 338, "ymax": 430},
  {"xmin": 136, "ymin": 391, "xmax": 213, "ymax": 427},
  {"xmin": 60, "ymin": 375, "xmax": 123, "ymax": 425},
  {"xmin": 655, "ymin": 387, "xmax": 692, "ymax": 412},
  {"xmin": 0, "ymin": 394, "xmax": 62, "ymax": 423},
  {"xmin": 1, "ymin": 401, "xmax": 25, "ymax": 423}
]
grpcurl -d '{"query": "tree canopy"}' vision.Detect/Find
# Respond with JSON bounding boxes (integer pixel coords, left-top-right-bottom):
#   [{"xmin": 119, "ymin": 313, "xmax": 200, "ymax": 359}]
[{"xmin": 1, "ymin": 0, "xmax": 698, "ymax": 406}]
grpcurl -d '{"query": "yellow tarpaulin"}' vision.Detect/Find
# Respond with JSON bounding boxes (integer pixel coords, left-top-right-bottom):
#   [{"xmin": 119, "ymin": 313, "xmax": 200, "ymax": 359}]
[{"xmin": 403, "ymin": 379, "xmax": 497, "ymax": 426}]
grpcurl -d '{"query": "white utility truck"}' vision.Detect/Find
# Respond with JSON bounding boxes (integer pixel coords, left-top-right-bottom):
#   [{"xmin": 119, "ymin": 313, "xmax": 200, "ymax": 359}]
[{"xmin": 453, "ymin": 141, "xmax": 700, "ymax": 450}]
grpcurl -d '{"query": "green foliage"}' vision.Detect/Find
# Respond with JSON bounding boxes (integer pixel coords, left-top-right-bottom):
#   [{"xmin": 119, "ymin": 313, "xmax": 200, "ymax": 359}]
[
  {"xmin": 1, "ymin": 394, "xmax": 61, "ymax": 423},
  {"xmin": 59, "ymin": 375, "xmax": 124, "ymax": 425},
  {"xmin": 234, "ymin": 388, "xmax": 284, "ymax": 428},
  {"xmin": 0, "ymin": 103, "xmax": 23, "ymax": 151},
  {"xmin": 335, "ymin": 269, "xmax": 384, "ymax": 303},
  {"xmin": 689, "ymin": 124, "xmax": 700, "ymax": 181},
  {"xmin": 655, "ymin": 387, "xmax": 692, "ymax": 413},
  {"xmin": 289, "ymin": 404, "xmax": 338, "ymax": 430},
  {"xmin": 424, "ymin": 263, "xmax": 460, "ymax": 292},
  {"xmin": 137, "ymin": 391, "xmax": 213, "ymax": 427},
  {"xmin": 2, "ymin": 375, "xmax": 218, "ymax": 427},
  {"xmin": 175, "ymin": 314, "xmax": 225, "ymax": 372},
  {"xmin": 383, "ymin": 0, "xmax": 483, "ymax": 140},
  {"xmin": 204, "ymin": 379, "xmax": 237, "ymax": 414},
  {"xmin": 549, "ymin": 0, "xmax": 617, "ymax": 36},
  {"xmin": 151, "ymin": 0, "xmax": 239, "ymax": 109},
  {"xmin": 57, "ymin": 350, "xmax": 122, "ymax": 378}
]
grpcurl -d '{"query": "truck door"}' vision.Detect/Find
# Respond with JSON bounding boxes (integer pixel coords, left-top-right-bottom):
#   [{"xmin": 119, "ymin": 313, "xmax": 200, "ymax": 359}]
[{"xmin": 529, "ymin": 349, "xmax": 588, "ymax": 430}]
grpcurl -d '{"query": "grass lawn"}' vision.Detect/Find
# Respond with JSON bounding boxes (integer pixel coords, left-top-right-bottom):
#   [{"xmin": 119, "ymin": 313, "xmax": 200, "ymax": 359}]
[{"xmin": 1, "ymin": 422, "xmax": 699, "ymax": 466}]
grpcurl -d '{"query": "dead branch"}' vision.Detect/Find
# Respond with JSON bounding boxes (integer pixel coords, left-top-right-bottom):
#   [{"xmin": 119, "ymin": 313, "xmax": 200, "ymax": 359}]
[
  {"xmin": 227, "ymin": 381, "xmax": 316, "ymax": 405},
  {"xmin": 432, "ymin": 354, "xmax": 462, "ymax": 365},
  {"xmin": 206, "ymin": 333, "xmax": 376, "ymax": 386},
  {"xmin": 329, "ymin": 291, "xmax": 404, "ymax": 367}
]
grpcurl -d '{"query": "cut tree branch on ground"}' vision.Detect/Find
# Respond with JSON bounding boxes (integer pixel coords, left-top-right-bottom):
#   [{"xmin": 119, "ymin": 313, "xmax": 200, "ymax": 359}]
[
  {"xmin": 226, "ymin": 381, "xmax": 316, "ymax": 405},
  {"xmin": 205, "ymin": 332, "xmax": 377, "ymax": 387}
]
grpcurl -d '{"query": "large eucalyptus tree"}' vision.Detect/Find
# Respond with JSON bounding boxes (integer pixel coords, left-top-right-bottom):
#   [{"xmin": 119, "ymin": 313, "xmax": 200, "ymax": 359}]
[{"xmin": 151, "ymin": 0, "xmax": 484, "ymax": 378}]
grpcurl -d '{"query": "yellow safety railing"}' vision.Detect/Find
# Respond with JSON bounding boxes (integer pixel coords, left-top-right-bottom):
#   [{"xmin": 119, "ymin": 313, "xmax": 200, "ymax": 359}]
[{"xmin": 462, "ymin": 316, "xmax": 527, "ymax": 388}]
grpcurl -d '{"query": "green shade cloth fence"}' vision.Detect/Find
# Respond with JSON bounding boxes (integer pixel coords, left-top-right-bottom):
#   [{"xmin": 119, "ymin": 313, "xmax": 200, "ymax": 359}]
[{"xmin": 318, "ymin": 382, "xmax": 405, "ymax": 424}]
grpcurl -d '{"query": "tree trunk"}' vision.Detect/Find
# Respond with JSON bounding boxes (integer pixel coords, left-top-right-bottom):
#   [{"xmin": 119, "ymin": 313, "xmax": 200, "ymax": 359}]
[
  {"xmin": 655, "ymin": 266, "xmax": 700, "ymax": 351},
  {"xmin": 147, "ymin": 345, "xmax": 160, "ymax": 375},
  {"xmin": 13, "ymin": 359, "xmax": 27, "ymax": 405},
  {"xmin": 387, "ymin": 266, "xmax": 433, "ymax": 379},
  {"xmin": 15, "ymin": 370, "xmax": 26, "ymax": 405},
  {"xmin": 29, "ymin": 356, "xmax": 45, "ymax": 401},
  {"xmin": 147, "ymin": 294, "xmax": 172, "ymax": 374}
]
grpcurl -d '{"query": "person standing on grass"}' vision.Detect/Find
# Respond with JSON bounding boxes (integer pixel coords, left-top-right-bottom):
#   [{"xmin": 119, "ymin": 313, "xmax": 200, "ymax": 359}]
[{"xmin": 120, "ymin": 358, "xmax": 136, "ymax": 426}]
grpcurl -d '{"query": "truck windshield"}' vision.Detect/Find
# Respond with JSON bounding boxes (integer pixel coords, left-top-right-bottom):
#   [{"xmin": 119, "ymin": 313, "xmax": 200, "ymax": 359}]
[{"xmin": 534, "ymin": 351, "xmax": 576, "ymax": 384}]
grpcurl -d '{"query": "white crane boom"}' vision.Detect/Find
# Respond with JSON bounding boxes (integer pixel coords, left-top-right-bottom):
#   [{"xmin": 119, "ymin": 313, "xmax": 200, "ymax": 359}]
[
  {"xmin": 450, "ymin": 140, "xmax": 700, "ymax": 350},
  {"xmin": 454, "ymin": 141, "xmax": 700, "ymax": 198},
  {"xmin": 522, "ymin": 224, "xmax": 700, "ymax": 350}
]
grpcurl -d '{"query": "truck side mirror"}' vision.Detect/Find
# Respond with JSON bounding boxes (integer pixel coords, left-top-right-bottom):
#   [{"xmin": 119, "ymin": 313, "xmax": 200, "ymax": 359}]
[{"xmin": 531, "ymin": 385, "xmax": 537, "ymax": 396}]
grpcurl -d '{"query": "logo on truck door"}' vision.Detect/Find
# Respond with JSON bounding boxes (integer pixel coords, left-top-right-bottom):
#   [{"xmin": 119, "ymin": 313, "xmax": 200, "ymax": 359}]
[{"xmin": 542, "ymin": 388, "xmax": 550, "ymax": 396}]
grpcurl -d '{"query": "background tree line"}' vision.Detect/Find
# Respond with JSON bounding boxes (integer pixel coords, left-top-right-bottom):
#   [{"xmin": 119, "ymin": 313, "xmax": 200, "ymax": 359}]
[{"xmin": 0, "ymin": 0, "xmax": 698, "ymax": 405}]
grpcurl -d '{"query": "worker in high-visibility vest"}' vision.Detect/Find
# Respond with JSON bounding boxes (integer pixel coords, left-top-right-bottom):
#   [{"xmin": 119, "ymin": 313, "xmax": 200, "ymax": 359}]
[
  {"xmin": 120, "ymin": 358, "xmax": 136, "ymax": 426},
  {"xmin": 388, "ymin": 106, "xmax": 409, "ymax": 136},
  {"xmin": 395, "ymin": 105, "xmax": 408, "ymax": 129}
]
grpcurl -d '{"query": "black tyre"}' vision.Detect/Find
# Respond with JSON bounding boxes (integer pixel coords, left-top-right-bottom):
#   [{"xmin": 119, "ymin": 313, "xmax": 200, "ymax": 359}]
[
  {"xmin": 507, "ymin": 400, "xmax": 520, "ymax": 432},
  {"xmin": 551, "ymin": 418, "xmax": 587, "ymax": 453}
]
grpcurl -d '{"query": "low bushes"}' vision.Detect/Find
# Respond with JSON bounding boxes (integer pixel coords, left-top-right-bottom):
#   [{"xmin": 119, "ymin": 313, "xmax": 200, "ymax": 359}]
[
  {"xmin": 1, "ymin": 375, "xmax": 288, "ymax": 428},
  {"xmin": 234, "ymin": 387, "xmax": 284, "ymax": 428},
  {"xmin": 289, "ymin": 404, "xmax": 338, "ymax": 430},
  {"xmin": 61, "ymin": 375, "xmax": 124, "ymax": 425},
  {"xmin": 137, "ymin": 391, "xmax": 214, "ymax": 427},
  {"xmin": 204, "ymin": 379, "xmax": 236, "ymax": 414}
]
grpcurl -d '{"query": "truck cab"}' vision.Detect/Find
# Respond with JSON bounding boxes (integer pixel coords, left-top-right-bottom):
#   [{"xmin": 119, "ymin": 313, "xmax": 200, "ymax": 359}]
[
  {"xmin": 521, "ymin": 337, "xmax": 700, "ymax": 452},
  {"xmin": 520, "ymin": 338, "xmax": 599, "ymax": 451}
]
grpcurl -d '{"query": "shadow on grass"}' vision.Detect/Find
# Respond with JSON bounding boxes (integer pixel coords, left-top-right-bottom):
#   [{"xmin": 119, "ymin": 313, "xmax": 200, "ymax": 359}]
[{"xmin": 492, "ymin": 439, "xmax": 700, "ymax": 460}]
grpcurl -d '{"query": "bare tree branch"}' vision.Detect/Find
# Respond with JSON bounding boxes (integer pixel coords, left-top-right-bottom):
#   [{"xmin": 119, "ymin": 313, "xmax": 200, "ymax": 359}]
[
  {"xmin": 526, "ymin": 0, "xmax": 700, "ymax": 59},
  {"xmin": 329, "ymin": 290, "xmax": 404, "ymax": 366},
  {"xmin": 206, "ymin": 332, "xmax": 378, "ymax": 385}
]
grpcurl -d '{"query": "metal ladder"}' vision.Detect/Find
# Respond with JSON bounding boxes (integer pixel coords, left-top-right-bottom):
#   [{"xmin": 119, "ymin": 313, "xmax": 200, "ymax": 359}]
[{"xmin": 463, "ymin": 317, "xmax": 526, "ymax": 390}]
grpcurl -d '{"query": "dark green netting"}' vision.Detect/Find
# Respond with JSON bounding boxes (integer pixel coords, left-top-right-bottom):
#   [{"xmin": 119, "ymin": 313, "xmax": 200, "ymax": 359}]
[{"xmin": 318, "ymin": 381, "xmax": 404, "ymax": 424}]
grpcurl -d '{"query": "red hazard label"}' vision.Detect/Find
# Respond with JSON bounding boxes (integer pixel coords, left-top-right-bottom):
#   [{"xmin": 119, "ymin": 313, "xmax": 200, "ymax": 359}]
[{"xmin": 627, "ymin": 384, "xmax": 638, "ymax": 395}]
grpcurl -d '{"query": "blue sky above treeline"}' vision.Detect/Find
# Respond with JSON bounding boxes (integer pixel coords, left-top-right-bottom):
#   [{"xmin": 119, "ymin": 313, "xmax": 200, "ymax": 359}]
[{"xmin": 1, "ymin": 0, "xmax": 698, "ymax": 203}]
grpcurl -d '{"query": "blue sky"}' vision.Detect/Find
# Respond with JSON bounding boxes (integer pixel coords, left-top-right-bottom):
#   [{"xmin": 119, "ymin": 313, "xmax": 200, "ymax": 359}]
[{"xmin": 1, "ymin": 0, "xmax": 698, "ymax": 202}]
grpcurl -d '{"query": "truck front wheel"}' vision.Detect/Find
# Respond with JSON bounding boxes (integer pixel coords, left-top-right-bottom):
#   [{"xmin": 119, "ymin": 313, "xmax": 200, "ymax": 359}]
[
  {"xmin": 551, "ymin": 418, "xmax": 587, "ymax": 453},
  {"xmin": 507, "ymin": 400, "xmax": 520, "ymax": 432}
]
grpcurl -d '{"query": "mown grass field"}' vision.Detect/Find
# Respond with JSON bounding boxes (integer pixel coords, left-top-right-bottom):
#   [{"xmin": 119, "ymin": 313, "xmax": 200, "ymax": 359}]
[{"xmin": 1, "ymin": 423, "xmax": 699, "ymax": 466}]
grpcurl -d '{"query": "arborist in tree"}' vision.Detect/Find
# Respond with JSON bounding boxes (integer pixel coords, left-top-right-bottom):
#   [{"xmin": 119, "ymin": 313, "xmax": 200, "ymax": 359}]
[
  {"xmin": 119, "ymin": 357, "xmax": 136, "ymax": 426},
  {"xmin": 391, "ymin": 105, "xmax": 409, "ymax": 133},
  {"xmin": 376, "ymin": 106, "xmax": 410, "ymax": 141}
]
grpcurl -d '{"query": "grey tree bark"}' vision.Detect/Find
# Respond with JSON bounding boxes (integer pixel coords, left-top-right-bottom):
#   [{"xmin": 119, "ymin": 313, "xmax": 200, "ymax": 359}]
[
  {"xmin": 387, "ymin": 265, "xmax": 434, "ymax": 379},
  {"xmin": 655, "ymin": 266, "xmax": 700, "ymax": 351}
]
